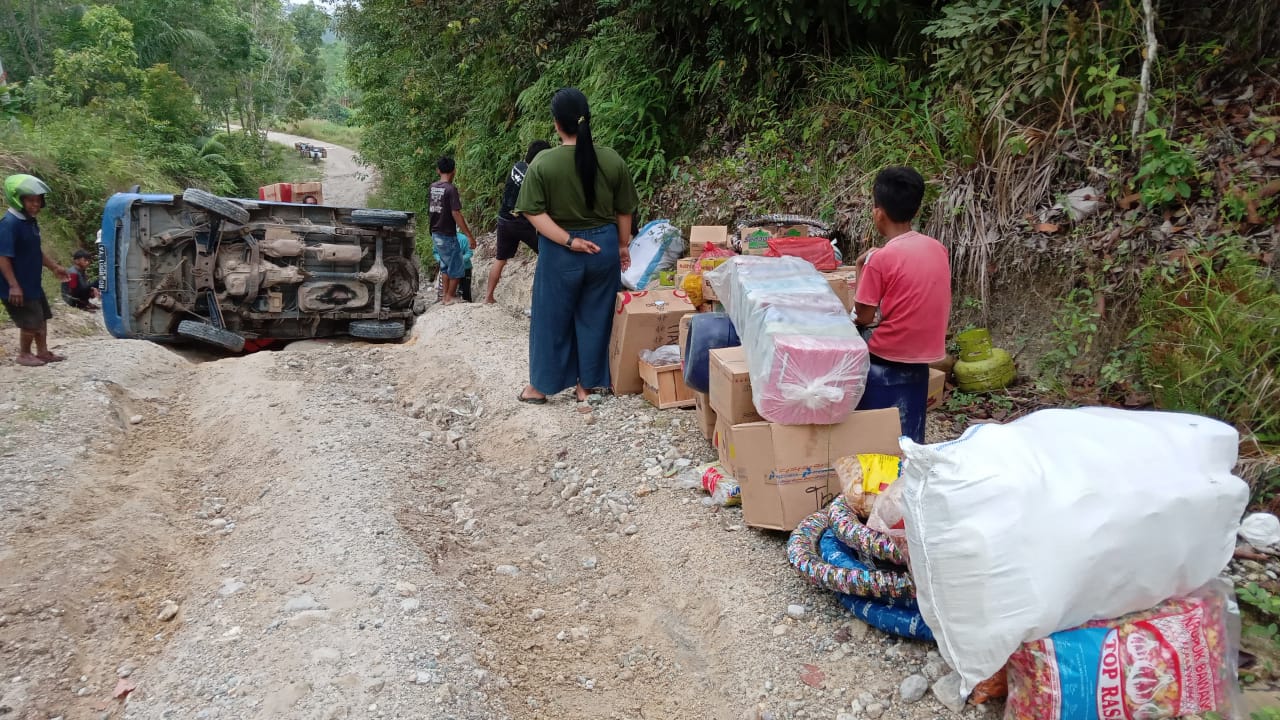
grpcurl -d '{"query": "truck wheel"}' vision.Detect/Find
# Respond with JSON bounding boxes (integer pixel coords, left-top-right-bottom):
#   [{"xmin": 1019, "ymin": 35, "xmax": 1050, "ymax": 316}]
[
  {"xmin": 350, "ymin": 209, "xmax": 410, "ymax": 227},
  {"xmin": 182, "ymin": 188, "xmax": 251, "ymax": 225},
  {"xmin": 176, "ymin": 319, "xmax": 247, "ymax": 352},
  {"xmin": 349, "ymin": 320, "xmax": 406, "ymax": 340}
]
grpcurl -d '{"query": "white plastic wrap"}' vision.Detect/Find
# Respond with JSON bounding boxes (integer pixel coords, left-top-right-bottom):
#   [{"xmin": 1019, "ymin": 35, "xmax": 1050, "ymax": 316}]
[
  {"xmin": 640, "ymin": 344, "xmax": 681, "ymax": 366},
  {"xmin": 621, "ymin": 219, "xmax": 685, "ymax": 290},
  {"xmin": 705, "ymin": 256, "xmax": 869, "ymax": 425},
  {"xmin": 899, "ymin": 407, "xmax": 1249, "ymax": 700}
]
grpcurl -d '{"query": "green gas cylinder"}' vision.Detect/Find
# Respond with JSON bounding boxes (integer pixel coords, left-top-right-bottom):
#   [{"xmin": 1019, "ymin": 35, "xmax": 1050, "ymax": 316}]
[{"xmin": 953, "ymin": 328, "xmax": 1016, "ymax": 392}]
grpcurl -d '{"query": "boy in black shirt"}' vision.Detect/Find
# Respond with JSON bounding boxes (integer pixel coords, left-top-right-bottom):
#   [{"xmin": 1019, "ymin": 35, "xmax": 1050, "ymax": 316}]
[{"xmin": 485, "ymin": 141, "xmax": 550, "ymax": 304}]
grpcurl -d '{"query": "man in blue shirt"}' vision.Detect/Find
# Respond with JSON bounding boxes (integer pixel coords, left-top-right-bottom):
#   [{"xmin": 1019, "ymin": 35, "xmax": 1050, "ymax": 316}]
[{"xmin": 0, "ymin": 174, "xmax": 70, "ymax": 367}]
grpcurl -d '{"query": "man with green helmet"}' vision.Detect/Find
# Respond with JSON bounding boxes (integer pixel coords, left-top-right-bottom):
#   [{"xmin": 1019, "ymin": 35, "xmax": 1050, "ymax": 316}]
[{"xmin": 1, "ymin": 174, "xmax": 70, "ymax": 366}]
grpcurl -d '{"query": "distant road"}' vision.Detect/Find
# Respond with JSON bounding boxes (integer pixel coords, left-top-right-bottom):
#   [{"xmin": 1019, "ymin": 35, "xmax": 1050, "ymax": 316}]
[{"xmin": 264, "ymin": 129, "xmax": 373, "ymax": 208}]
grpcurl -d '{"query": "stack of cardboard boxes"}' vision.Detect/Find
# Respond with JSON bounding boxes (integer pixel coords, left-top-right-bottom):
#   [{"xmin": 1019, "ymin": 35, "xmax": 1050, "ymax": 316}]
[
  {"xmin": 258, "ymin": 182, "xmax": 324, "ymax": 204},
  {"xmin": 608, "ymin": 222, "xmax": 950, "ymax": 531}
]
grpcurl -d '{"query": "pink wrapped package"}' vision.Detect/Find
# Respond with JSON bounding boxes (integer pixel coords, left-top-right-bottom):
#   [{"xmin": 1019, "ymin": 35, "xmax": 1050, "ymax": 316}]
[
  {"xmin": 762, "ymin": 334, "xmax": 870, "ymax": 424},
  {"xmin": 706, "ymin": 256, "xmax": 871, "ymax": 425}
]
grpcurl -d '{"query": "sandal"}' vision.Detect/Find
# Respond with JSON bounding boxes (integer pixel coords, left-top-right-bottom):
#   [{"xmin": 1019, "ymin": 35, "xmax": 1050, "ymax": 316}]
[
  {"xmin": 37, "ymin": 353, "xmax": 66, "ymax": 363},
  {"xmin": 16, "ymin": 354, "xmax": 47, "ymax": 367},
  {"xmin": 517, "ymin": 390, "xmax": 547, "ymax": 405}
]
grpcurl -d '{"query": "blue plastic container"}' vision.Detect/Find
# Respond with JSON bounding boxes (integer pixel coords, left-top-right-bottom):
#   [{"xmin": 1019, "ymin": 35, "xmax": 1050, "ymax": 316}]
[
  {"xmin": 682, "ymin": 312, "xmax": 740, "ymax": 394},
  {"xmin": 856, "ymin": 357, "xmax": 930, "ymax": 444}
]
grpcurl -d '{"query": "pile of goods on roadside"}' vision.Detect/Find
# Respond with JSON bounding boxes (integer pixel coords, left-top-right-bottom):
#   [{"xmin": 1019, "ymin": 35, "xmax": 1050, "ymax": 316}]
[{"xmin": 606, "ymin": 215, "xmax": 1248, "ymax": 718}]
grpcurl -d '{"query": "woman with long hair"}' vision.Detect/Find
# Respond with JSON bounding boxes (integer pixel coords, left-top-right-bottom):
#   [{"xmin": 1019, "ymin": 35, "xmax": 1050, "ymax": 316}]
[{"xmin": 513, "ymin": 87, "xmax": 639, "ymax": 409}]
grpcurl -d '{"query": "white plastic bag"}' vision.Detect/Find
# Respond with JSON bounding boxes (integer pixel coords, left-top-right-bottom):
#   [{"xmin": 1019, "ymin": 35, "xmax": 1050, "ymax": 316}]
[
  {"xmin": 867, "ymin": 477, "xmax": 907, "ymax": 546},
  {"xmin": 1240, "ymin": 512, "xmax": 1280, "ymax": 548},
  {"xmin": 899, "ymin": 407, "xmax": 1249, "ymax": 699},
  {"xmin": 704, "ymin": 256, "xmax": 869, "ymax": 425},
  {"xmin": 621, "ymin": 220, "xmax": 684, "ymax": 290},
  {"xmin": 639, "ymin": 344, "xmax": 681, "ymax": 367}
]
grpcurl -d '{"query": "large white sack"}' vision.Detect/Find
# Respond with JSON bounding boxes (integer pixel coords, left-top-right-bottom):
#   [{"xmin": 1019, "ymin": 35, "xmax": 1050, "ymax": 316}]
[{"xmin": 900, "ymin": 407, "xmax": 1248, "ymax": 698}]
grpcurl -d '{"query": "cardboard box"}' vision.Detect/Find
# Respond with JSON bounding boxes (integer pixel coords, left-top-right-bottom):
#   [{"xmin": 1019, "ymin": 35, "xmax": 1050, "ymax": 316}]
[
  {"xmin": 640, "ymin": 360, "xmax": 696, "ymax": 410},
  {"xmin": 728, "ymin": 409, "xmax": 903, "ymax": 531},
  {"xmin": 678, "ymin": 314, "xmax": 693, "ymax": 362},
  {"xmin": 714, "ymin": 415, "xmax": 735, "ymax": 474},
  {"xmin": 690, "ymin": 225, "xmax": 729, "ymax": 251},
  {"xmin": 739, "ymin": 227, "xmax": 773, "ymax": 256},
  {"xmin": 738, "ymin": 224, "xmax": 808, "ymax": 256},
  {"xmin": 258, "ymin": 183, "xmax": 293, "ymax": 202},
  {"xmin": 694, "ymin": 391, "xmax": 716, "ymax": 441},
  {"xmin": 609, "ymin": 289, "xmax": 696, "ymax": 396},
  {"xmin": 292, "ymin": 181, "xmax": 324, "ymax": 204},
  {"xmin": 927, "ymin": 368, "xmax": 947, "ymax": 409},
  {"xmin": 676, "ymin": 257, "xmax": 696, "ymax": 275},
  {"xmin": 823, "ymin": 266, "xmax": 857, "ymax": 313},
  {"xmin": 708, "ymin": 346, "xmax": 763, "ymax": 425},
  {"xmin": 701, "ymin": 276, "xmax": 719, "ymax": 303}
]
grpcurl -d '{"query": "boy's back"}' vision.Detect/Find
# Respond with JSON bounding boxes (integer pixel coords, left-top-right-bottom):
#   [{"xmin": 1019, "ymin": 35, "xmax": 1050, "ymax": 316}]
[{"xmin": 855, "ymin": 230, "xmax": 951, "ymax": 364}]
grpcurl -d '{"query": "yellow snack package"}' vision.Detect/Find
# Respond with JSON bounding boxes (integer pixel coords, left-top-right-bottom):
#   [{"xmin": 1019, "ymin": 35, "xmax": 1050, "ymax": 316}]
[{"xmin": 834, "ymin": 453, "xmax": 902, "ymax": 518}]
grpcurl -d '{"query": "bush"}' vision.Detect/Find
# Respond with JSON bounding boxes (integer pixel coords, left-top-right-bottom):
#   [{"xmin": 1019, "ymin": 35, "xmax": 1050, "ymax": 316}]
[{"xmin": 1138, "ymin": 241, "xmax": 1280, "ymax": 443}]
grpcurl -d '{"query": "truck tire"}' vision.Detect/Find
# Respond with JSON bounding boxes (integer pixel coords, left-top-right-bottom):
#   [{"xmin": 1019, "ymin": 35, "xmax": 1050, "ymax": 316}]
[
  {"xmin": 349, "ymin": 320, "xmax": 406, "ymax": 340},
  {"xmin": 182, "ymin": 188, "xmax": 251, "ymax": 225},
  {"xmin": 176, "ymin": 319, "xmax": 246, "ymax": 352},
  {"xmin": 350, "ymin": 209, "xmax": 410, "ymax": 227}
]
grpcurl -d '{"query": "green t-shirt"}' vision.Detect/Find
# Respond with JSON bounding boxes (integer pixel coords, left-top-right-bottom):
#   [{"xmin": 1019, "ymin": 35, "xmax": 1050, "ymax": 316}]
[{"xmin": 513, "ymin": 144, "xmax": 639, "ymax": 231}]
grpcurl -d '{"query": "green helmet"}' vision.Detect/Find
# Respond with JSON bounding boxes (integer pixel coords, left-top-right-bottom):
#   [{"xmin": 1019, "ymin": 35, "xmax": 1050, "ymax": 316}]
[{"xmin": 4, "ymin": 174, "xmax": 50, "ymax": 211}]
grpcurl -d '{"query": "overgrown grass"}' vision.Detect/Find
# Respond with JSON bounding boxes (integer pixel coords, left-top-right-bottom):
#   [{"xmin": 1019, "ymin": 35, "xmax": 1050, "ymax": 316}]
[
  {"xmin": 1137, "ymin": 243, "xmax": 1280, "ymax": 445},
  {"xmin": 273, "ymin": 144, "xmax": 324, "ymax": 186},
  {"xmin": 277, "ymin": 118, "xmax": 362, "ymax": 150}
]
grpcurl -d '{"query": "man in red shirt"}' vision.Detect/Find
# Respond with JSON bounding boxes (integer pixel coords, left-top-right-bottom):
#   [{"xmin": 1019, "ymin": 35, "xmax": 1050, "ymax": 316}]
[{"xmin": 853, "ymin": 166, "xmax": 951, "ymax": 442}]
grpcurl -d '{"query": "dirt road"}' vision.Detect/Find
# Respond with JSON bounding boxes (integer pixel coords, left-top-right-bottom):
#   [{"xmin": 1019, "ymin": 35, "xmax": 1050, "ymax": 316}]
[
  {"xmin": 264, "ymin": 130, "xmax": 373, "ymax": 208},
  {"xmin": 1, "ymin": 135, "xmax": 1272, "ymax": 720},
  {"xmin": 0, "ymin": 133, "xmax": 955, "ymax": 720}
]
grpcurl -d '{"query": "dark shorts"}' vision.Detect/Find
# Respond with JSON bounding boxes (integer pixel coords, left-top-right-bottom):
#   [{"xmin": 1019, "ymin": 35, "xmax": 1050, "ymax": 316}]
[
  {"xmin": 495, "ymin": 217, "xmax": 539, "ymax": 261},
  {"xmin": 2, "ymin": 295, "xmax": 53, "ymax": 331}
]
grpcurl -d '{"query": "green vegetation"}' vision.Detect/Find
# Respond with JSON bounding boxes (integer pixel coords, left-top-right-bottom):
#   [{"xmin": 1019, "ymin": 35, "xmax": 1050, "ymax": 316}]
[
  {"xmin": 1138, "ymin": 241, "xmax": 1280, "ymax": 445},
  {"xmin": 1240, "ymin": 582, "xmax": 1280, "ymax": 685},
  {"xmin": 0, "ymin": 1, "xmax": 335, "ymax": 281},
  {"xmin": 335, "ymin": 0, "xmax": 1278, "ymax": 461},
  {"xmin": 278, "ymin": 118, "xmax": 362, "ymax": 150}
]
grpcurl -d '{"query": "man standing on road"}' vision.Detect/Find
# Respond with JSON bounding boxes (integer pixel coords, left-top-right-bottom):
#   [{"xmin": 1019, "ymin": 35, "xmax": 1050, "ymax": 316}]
[
  {"xmin": 0, "ymin": 174, "xmax": 70, "ymax": 366},
  {"xmin": 486, "ymin": 140, "xmax": 551, "ymax": 304},
  {"xmin": 429, "ymin": 157, "xmax": 477, "ymax": 306}
]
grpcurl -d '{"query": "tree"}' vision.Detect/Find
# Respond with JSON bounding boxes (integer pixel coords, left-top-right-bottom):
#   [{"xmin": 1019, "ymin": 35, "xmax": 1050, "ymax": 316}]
[
  {"xmin": 143, "ymin": 63, "xmax": 204, "ymax": 138},
  {"xmin": 48, "ymin": 5, "xmax": 143, "ymax": 107}
]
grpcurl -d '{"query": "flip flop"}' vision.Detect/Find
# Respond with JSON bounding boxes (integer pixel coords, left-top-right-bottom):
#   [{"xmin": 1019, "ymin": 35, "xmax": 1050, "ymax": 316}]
[
  {"xmin": 37, "ymin": 353, "xmax": 66, "ymax": 363},
  {"xmin": 517, "ymin": 390, "xmax": 547, "ymax": 405},
  {"xmin": 16, "ymin": 355, "xmax": 46, "ymax": 367},
  {"xmin": 576, "ymin": 401, "xmax": 594, "ymax": 414}
]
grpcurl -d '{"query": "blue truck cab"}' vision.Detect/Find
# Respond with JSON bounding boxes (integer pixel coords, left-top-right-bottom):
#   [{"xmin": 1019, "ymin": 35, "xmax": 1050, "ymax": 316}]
[{"xmin": 98, "ymin": 189, "xmax": 423, "ymax": 351}]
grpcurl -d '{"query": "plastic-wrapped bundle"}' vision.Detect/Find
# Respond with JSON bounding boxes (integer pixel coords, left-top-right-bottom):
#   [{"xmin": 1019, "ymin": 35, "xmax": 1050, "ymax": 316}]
[
  {"xmin": 705, "ymin": 256, "xmax": 869, "ymax": 425},
  {"xmin": 622, "ymin": 220, "xmax": 685, "ymax": 290}
]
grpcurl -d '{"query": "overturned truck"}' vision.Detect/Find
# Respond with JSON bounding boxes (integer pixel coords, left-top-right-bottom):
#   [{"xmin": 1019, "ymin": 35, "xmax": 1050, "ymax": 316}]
[{"xmin": 99, "ymin": 188, "xmax": 423, "ymax": 351}]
